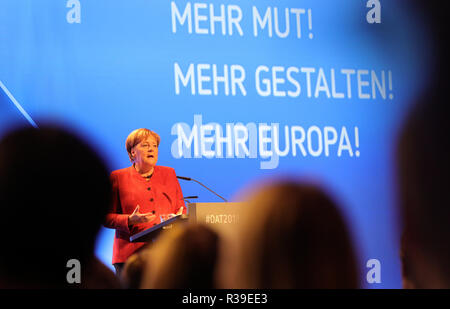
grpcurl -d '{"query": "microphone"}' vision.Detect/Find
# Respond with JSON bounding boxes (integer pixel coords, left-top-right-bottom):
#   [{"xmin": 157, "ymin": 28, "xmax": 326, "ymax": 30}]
[
  {"xmin": 182, "ymin": 195, "xmax": 199, "ymax": 200},
  {"xmin": 177, "ymin": 176, "xmax": 228, "ymax": 202}
]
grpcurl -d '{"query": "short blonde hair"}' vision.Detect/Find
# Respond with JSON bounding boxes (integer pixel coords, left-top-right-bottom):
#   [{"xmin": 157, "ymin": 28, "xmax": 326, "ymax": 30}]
[{"xmin": 126, "ymin": 128, "xmax": 160, "ymax": 162}]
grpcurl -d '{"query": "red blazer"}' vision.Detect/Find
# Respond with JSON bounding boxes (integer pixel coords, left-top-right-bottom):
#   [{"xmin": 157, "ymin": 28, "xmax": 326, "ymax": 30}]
[{"xmin": 104, "ymin": 165, "xmax": 185, "ymax": 264}]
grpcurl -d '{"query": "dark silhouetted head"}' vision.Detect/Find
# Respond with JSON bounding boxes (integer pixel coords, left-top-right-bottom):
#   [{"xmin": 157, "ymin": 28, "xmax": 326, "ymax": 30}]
[
  {"xmin": 0, "ymin": 125, "xmax": 112, "ymax": 288},
  {"xmin": 397, "ymin": 89, "xmax": 450, "ymax": 288},
  {"xmin": 235, "ymin": 181, "xmax": 359, "ymax": 289},
  {"xmin": 396, "ymin": 1, "xmax": 450, "ymax": 289},
  {"xmin": 141, "ymin": 224, "xmax": 220, "ymax": 289}
]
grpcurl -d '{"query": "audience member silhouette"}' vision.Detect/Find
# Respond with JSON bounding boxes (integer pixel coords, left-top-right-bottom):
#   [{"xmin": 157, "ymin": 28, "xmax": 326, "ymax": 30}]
[
  {"xmin": 121, "ymin": 247, "xmax": 152, "ymax": 289},
  {"xmin": 399, "ymin": 229, "xmax": 415, "ymax": 289},
  {"xmin": 229, "ymin": 180, "xmax": 359, "ymax": 289},
  {"xmin": 0, "ymin": 125, "xmax": 120, "ymax": 288},
  {"xmin": 397, "ymin": 1, "xmax": 449, "ymax": 289},
  {"xmin": 140, "ymin": 224, "xmax": 220, "ymax": 289},
  {"xmin": 397, "ymin": 87, "xmax": 449, "ymax": 288}
]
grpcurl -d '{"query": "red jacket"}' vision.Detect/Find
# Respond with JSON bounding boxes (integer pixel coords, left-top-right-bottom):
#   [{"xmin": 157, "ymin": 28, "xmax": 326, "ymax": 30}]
[{"xmin": 104, "ymin": 165, "xmax": 185, "ymax": 264}]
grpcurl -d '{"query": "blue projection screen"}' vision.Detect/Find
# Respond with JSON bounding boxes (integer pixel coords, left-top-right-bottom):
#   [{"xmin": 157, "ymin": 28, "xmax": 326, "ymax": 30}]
[{"xmin": 0, "ymin": 1, "xmax": 434, "ymax": 288}]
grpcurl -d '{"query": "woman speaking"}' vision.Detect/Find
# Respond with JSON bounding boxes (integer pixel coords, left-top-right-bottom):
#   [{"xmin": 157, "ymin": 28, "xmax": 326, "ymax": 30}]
[{"xmin": 104, "ymin": 128, "xmax": 185, "ymax": 275}]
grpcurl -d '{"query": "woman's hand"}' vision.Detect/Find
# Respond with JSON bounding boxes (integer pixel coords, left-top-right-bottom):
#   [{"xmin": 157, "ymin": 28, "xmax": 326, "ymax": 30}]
[
  {"xmin": 175, "ymin": 206, "xmax": 184, "ymax": 216},
  {"xmin": 165, "ymin": 207, "xmax": 184, "ymax": 220},
  {"xmin": 162, "ymin": 207, "xmax": 184, "ymax": 221},
  {"xmin": 128, "ymin": 205, "xmax": 156, "ymax": 225}
]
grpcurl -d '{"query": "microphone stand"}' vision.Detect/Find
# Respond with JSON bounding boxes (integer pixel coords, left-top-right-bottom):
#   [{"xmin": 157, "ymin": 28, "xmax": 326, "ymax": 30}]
[
  {"xmin": 177, "ymin": 176, "xmax": 228, "ymax": 202},
  {"xmin": 182, "ymin": 195, "xmax": 198, "ymax": 204}
]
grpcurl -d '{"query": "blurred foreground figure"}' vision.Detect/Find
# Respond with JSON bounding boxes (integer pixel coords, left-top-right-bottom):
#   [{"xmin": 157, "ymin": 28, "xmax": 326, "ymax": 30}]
[
  {"xmin": 397, "ymin": 89, "xmax": 449, "ymax": 288},
  {"xmin": 230, "ymin": 181, "xmax": 359, "ymax": 289},
  {"xmin": 121, "ymin": 247, "xmax": 151, "ymax": 289},
  {"xmin": 140, "ymin": 224, "xmax": 220, "ymax": 289},
  {"xmin": 397, "ymin": 1, "xmax": 449, "ymax": 289},
  {"xmin": 0, "ymin": 125, "xmax": 120, "ymax": 288}
]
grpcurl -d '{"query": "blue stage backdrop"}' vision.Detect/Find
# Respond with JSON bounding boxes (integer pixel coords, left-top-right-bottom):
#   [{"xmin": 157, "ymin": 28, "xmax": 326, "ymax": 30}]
[{"xmin": 0, "ymin": 1, "xmax": 434, "ymax": 288}]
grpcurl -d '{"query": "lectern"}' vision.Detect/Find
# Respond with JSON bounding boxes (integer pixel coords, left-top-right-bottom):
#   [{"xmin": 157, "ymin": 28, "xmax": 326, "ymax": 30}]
[
  {"xmin": 188, "ymin": 202, "xmax": 248, "ymax": 282},
  {"xmin": 187, "ymin": 202, "xmax": 246, "ymax": 239},
  {"xmin": 129, "ymin": 214, "xmax": 187, "ymax": 243},
  {"xmin": 128, "ymin": 202, "xmax": 248, "ymax": 243}
]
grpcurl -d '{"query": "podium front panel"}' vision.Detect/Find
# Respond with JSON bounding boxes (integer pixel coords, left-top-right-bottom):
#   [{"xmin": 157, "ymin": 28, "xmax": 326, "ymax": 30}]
[{"xmin": 187, "ymin": 202, "xmax": 246, "ymax": 238}]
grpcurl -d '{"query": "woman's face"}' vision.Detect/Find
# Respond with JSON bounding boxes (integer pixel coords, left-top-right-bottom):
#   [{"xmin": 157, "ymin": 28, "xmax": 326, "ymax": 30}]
[{"xmin": 132, "ymin": 135, "xmax": 158, "ymax": 168}]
